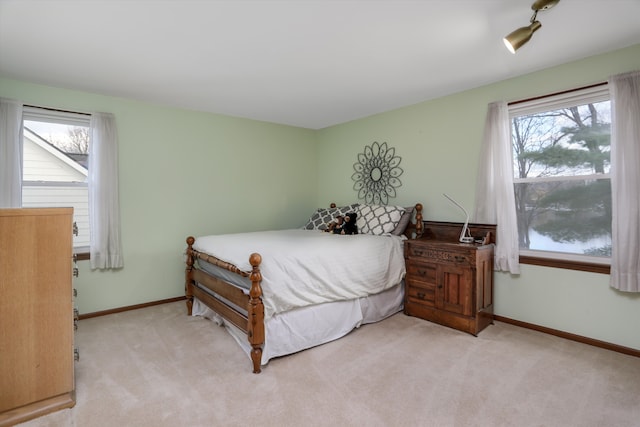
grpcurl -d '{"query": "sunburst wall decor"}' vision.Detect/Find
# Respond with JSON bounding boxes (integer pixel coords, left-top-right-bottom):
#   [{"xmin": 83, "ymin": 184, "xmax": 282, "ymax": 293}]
[{"xmin": 351, "ymin": 141, "xmax": 403, "ymax": 205}]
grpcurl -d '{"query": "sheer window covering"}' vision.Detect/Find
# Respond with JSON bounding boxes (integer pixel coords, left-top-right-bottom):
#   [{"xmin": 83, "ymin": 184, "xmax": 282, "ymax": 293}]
[
  {"xmin": 476, "ymin": 71, "xmax": 640, "ymax": 291},
  {"xmin": 1, "ymin": 102, "xmax": 123, "ymax": 268},
  {"xmin": 0, "ymin": 98, "xmax": 23, "ymax": 208},
  {"xmin": 608, "ymin": 70, "xmax": 640, "ymax": 292},
  {"xmin": 89, "ymin": 112, "xmax": 124, "ymax": 269},
  {"xmin": 474, "ymin": 101, "xmax": 520, "ymax": 274}
]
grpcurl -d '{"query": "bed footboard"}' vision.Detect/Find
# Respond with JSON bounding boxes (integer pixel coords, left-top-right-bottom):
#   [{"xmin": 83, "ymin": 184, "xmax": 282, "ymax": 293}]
[
  {"xmin": 185, "ymin": 237, "xmax": 196, "ymax": 316},
  {"xmin": 184, "ymin": 237, "xmax": 265, "ymax": 373},
  {"xmin": 247, "ymin": 253, "xmax": 264, "ymax": 373}
]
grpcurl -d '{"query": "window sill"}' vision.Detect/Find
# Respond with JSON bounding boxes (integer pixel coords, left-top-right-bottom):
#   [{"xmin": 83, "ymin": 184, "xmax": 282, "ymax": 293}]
[{"xmin": 519, "ymin": 255, "xmax": 610, "ymax": 275}]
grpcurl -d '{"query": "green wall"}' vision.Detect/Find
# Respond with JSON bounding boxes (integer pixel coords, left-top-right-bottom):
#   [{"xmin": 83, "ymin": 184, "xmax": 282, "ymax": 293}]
[
  {"xmin": 315, "ymin": 43, "xmax": 640, "ymax": 350},
  {"xmin": 0, "ymin": 78, "xmax": 318, "ymax": 314},
  {"xmin": 2, "ymin": 43, "xmax": 639, "ymax": 351}
]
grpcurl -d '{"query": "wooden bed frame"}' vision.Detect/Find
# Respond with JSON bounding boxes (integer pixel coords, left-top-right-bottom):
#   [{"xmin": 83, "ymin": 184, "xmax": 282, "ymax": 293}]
[{"xmin": 184, "ymin": 203, "xmax": 423, "ymax": 373}]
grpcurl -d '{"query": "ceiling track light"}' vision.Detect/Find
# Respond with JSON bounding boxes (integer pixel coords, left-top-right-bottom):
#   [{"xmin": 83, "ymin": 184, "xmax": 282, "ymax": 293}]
[{"xmin": 503, "ymin": 0, "xmax": 560, "ymax": 54}]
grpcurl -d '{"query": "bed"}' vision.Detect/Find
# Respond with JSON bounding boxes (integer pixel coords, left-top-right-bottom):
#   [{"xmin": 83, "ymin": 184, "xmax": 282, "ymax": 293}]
[{"xmin": 184, "ymin": 203, "xmax": 423, "ymax": 373}]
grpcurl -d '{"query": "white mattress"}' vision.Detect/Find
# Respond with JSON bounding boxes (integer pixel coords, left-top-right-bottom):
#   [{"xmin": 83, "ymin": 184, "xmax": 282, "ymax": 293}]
[{"xmin": 192, "ymin": 282, "xmax": 404, "ymax": 366}]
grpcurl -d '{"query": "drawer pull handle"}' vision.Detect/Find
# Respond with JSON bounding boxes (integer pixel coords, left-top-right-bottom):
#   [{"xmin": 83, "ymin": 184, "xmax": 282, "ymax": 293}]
[
  {"xmin": 417, "ymin": 292, "xmax": 425, "ymax": 299},
  {"xmin": 454, "ymin": 256, "xmax": 466, "ymax": 262}
]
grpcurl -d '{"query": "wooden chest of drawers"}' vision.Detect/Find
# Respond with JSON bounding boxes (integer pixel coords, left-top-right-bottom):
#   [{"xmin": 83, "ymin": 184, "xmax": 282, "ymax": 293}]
[
  {"xmin": 404, "ymin": 230, "xmax": 494, "ymax": 336},
  {"xmin": 0, "ymin": 208, "xmax": 76, "ymax": 426}
]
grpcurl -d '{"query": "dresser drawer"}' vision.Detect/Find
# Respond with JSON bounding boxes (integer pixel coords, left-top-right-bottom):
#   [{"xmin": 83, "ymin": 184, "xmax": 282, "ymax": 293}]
[
  {"xmin": 406, "ymin": 262, "xmax": 437, "ymax": 284},
  {"xmin": 406, "ymin": 244, "xmax": 473, "ymax": 266},
  {"xmin": 406, "ymin": 282, "xmax": 436, "ymax": 307}
]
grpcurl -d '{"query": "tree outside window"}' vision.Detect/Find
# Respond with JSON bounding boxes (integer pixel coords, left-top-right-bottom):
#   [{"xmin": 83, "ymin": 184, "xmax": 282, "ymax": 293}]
[{"xmin": 511, "ymin": 100, "xmax": 612, "ymax": 258}]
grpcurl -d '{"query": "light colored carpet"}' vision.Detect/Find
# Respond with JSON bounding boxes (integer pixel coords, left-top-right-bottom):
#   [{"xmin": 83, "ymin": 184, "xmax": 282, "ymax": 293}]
[{"xmin": 18, "ymin": 301, "xmax": 640, "ymax": 427}]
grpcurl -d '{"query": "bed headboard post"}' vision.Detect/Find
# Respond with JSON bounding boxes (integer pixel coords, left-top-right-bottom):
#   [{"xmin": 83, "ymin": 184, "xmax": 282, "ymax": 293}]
[
  {"xmin": 248, "ymin": 253, "xmax": 265, "ymax": 374},
  {"xmin": 415, "ymin": 203, "xmax": 424, "ymax": 237},
  {"xmin": 402, "ymin": 203, "xmax": 424, "ymax": 239},
  {"xmin": 185, "ymin": 236, "xmax": 196, "ymax": 315}
]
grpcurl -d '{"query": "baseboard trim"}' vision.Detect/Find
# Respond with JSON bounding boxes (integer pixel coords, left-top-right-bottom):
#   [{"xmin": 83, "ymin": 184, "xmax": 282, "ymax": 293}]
[
  {"xmin": 77, "ymin": 296, "xmax": 186, "ymax": 320},
  {"xmin": 494, "ymin": 315, "xmax": 640, "ymax": 358}
]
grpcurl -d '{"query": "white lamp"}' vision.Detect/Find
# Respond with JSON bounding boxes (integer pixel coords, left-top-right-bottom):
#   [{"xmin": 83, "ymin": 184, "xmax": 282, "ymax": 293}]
[{"xmin": 443, "ymin": 193, "xmax": 474, "ymax": 244}]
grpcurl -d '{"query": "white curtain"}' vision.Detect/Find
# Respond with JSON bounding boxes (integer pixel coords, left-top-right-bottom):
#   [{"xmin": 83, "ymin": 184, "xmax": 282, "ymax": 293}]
[
  {"xmin": 89, "ymin": 112, "xmax": 124, "ymax": 269},
  {"xmin": 474, "ymin": 101, "xmax": 520, "ymax": 274},
  {"xmin": 0, "ymin": 98, "xmax": 23, "ymax": 208},
  {"xmin": 608, "ymin": 70, "xmax": 640, "ymax": 292}
]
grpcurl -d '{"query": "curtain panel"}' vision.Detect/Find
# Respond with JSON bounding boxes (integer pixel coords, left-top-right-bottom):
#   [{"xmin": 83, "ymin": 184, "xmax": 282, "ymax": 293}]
[
  {"xmin": 89, "ymin": 112, "xmax": 124, "ymax": 269},
  {"xmin": 609, "ymin": 70, "xmax": 640, "ymax": 292},
  {"xmin": 0, "ymin": 98, "xmax": 23, "ymax": 208},
  {"xmin": 474, "ymin": 101, "xmax": 520, "ymax": 274}
]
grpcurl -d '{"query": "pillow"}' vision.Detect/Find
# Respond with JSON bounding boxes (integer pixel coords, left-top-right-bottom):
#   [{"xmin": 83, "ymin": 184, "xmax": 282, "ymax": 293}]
[
  {"xmin": 356, "ymin": 204, "xmax": 406, "ymax": 235},
  {"xmin": 303, "ymin": 204, "xmax": 360, "ymax": 230},
  {"xmin": 391, "ymin": 206, "xmax": 415, "ymax": 236}
]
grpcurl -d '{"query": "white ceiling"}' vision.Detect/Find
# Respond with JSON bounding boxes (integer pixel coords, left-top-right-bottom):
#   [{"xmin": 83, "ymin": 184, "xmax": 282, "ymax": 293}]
[{"xmin": 1, "ymin": 0, "xmax": 639, "ymax": 130}]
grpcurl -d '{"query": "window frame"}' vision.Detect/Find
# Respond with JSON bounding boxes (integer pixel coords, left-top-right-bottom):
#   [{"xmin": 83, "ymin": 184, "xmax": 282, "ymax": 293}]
[
  {"xmin": 22, "ymin": 106, "xmax": 91, "ymax": 257},
  {"xmin": 508, "ymin": 83, "xmax": 612, "ymax": 274}
]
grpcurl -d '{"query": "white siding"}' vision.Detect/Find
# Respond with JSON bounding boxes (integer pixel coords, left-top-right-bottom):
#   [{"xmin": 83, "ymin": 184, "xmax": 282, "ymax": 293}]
[
  {"xmin": 22, "ymin": 185, "xmax": 90, "ymax": 248},
  {"xmin": 23, "ymin": 136, "xmax": 86, "ymax": 182}
]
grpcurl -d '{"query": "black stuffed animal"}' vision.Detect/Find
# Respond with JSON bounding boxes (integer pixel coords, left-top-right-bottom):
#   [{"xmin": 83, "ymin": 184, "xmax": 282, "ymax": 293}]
[{"xmin": 338, "ymin": 212, "xmax": 358, "ymax": 235}]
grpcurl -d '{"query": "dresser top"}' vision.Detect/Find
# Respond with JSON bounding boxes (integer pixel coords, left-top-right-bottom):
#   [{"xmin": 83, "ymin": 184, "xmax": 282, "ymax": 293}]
[
  {"xmin": 420, "ymin": 220, "xmax": 497, "ymax": 245},
  {"xmin": 0, "ymin": 207, "xmax": 74, "ymax": 217}
]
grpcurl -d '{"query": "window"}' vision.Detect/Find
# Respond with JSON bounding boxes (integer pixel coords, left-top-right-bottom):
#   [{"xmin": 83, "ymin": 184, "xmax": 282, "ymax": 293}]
[
  {"xmin": 22, "ymin": 107, "xmax": 90, "ymax": 252},
  {"xmin": 509, "ymin": 86, "xmax": 611, "ymax": 263}
]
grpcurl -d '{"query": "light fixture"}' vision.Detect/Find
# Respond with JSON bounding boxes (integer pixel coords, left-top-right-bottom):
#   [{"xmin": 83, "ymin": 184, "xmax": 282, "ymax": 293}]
[
  {"xmin": 443, "ymin": 193, "xmax": 474, "ymax": 244},
  {"xmin": 503, "ymin": 0, "xmax": 560, "ymax": 54}
]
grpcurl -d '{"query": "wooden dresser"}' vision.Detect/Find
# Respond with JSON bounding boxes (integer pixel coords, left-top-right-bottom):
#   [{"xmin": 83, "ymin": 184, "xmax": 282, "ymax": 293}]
[
  {"xmin": 404, "ymin": 221, "xmax": 495, "ymax": 336},
  {"xmin": 0, "ymin": 208, "xmax": 76, "ymax": 426}
]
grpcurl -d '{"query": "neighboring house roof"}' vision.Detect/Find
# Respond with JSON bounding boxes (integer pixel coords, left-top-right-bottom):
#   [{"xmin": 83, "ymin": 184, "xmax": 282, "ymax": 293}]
[
  {"xmin": 23, "ymin": 127, "xmax": 88, "ymax": 181},
  {"xmin": 66, "ymin": 153, "xmax": 89, "ymax": 168}
]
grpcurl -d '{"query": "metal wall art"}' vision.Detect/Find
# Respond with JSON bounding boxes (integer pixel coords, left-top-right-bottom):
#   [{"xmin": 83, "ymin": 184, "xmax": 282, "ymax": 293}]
[{"xmin": 352, "ymin": 141, "xmax": 403, "ymax": 205}]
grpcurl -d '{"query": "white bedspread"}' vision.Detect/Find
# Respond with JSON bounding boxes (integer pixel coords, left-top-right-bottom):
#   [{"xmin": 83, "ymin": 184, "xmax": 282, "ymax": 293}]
[{"xmin": 193, "ymin": 229, "xmax": 406, "ymax": 319}]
